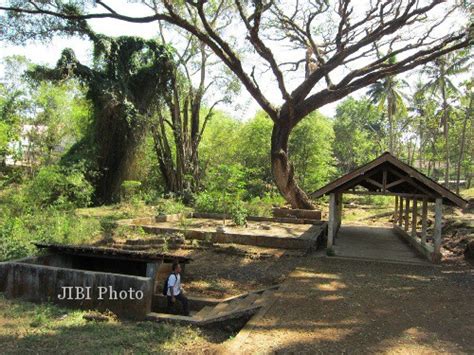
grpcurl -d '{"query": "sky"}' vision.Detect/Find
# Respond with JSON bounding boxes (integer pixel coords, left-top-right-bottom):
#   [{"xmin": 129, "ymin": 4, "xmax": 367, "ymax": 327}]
[{"xmin": 0, "ymin": 1, "xmax": 469, "ymax": 120}]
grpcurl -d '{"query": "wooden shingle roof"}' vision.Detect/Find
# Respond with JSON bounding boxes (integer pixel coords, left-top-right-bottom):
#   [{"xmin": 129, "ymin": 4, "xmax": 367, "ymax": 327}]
[{"xmin": 311, "ymin": 152, "xmax": 468, "ymax": 208}]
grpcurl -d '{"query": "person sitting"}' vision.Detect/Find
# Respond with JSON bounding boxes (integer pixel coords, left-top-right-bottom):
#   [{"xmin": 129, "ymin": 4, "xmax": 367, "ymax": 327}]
[{"xmin": 166, "ymin": 261, "xmax": 190, "ymax": 316}]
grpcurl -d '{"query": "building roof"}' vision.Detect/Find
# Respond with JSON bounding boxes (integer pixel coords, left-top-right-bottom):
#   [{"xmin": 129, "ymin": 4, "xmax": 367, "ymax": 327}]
[
  {"xmin": 310, "ymin": 152, "xmax": 468, "ymax": 208},
  {"xmin": 34, "ymin": 243, "xmax": 192, "ymax": 264}
]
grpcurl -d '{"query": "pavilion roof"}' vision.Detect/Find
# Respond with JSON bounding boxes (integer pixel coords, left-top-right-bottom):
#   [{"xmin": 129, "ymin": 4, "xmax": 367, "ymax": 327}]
[{"xmin": 310, "ymin": 152, "xmax": 468, "ymax": 208}]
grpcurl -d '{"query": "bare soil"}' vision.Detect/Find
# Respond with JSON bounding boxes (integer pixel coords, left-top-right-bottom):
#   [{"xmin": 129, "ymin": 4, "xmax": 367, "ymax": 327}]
[
  {"xmin": 181, "ymin": 248, "xmax": 307, "ymax": 298},
  {"xmin": 232, "ymin": 256, "xmax": 474, "ymax": 354},
  {"xmin": 138, "ymin": 217, "xmax": 320, "ymax": 239}
]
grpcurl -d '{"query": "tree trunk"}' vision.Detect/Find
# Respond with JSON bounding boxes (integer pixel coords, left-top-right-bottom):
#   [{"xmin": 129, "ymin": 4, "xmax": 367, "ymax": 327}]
[
  {"xmin": 388, "ymin": 96, "xmax": 394, "ymax": 154},
  {"xmin": 418, "ymin": 125, "xmax": 423, "ymax": 170},
  {"xmin": 271, "ymin": 122, "xmax": 315, "ymax": 209},
  {"xmin": 441, "ymin": 83, "xmax": 450, "ymax": 188},
  {"xmin": 456, "ymin": 93, "xmax": 472, "ymax": 194},
  {"xmin": 455, "ymin": 114, "xmax": 467, "ymax": 194}
]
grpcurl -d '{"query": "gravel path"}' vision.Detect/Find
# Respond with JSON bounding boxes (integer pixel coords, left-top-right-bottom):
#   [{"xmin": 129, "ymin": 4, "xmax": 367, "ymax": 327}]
[{"xmin": 231, "ymin": 257, "xmax": 474, "ymax": 354}]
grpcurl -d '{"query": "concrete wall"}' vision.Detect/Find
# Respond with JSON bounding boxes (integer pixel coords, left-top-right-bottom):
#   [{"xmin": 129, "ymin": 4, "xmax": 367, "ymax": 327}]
[
  {"xmin": 193, "ymin": 212, "xmax": 323, "ymax": 225},
  {"xmin": 23, "ymin": 253, "xmax": 148, "ymax": 277},
  {"xmin": 0, "ymin": 259, "xmax": 154, "ymax": 319}
]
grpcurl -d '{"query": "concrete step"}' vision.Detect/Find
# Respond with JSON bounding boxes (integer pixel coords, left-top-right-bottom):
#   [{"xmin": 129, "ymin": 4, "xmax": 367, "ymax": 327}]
[
  {"xmin": 221, "ymin": 299, "xmax": 244, "ymax": 314},
  {"xmin": 125, "ymin": 238, "xmax": 165, "ymax": 246},
  {"xmin": 147, "ymin": 286, "xmax": 280, "ymax": 325},
  {"xmin": 252, "ymin": 290, "xmax": 275, "ymax": 307},
  {"xmin": 235, "ymin": 293, "xmax": 260, "ymax": 309},
  {"xmin": 225, "ymin": 293, "xmax": 257, "ymax": 312},
  {"xmin": 208, "ymin": 301, "xmax": 232, "ymax": 317},
  {"xmin": 194, "ymin": 306, "xmax": 214, "ymax": 320}
]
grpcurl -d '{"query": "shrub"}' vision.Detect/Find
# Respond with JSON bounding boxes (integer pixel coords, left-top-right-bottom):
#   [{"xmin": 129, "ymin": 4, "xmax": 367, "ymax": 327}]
[
  {"xmin": 245, "ymin": 193, "xmax": 285, "ymax": 217},
  {"xmin": 155, "ymin": 198, "xmax": 188, "ymax": 215},
  {"xmin": 28, "ymin": 165, "xmax": 93, "ymax": 208},
  {"xmin": 0, "ymin": 209, "xmax": 101, "ymax": 261},
  {"xmin": 231, "ymin": 201, "xmax": 248, "ymax": 226},
  {"xmin": 121, "ymin": 180, "xmax": 142, "ymax": 203},
  {"xmin": 194, "ymin": 191, "xmax": 221, "ymax": 213},
  {"xmin": 0, "ymin": 218, "xmax": 33, "ymax": 261}
]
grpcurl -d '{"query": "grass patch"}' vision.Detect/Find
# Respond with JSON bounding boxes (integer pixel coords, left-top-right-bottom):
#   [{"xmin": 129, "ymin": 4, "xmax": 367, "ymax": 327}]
[
  {"xmin": 0, "ymin": 295, "xmax": 207, "ymax": 353},
  {"xmin": 461, "ymin": 187, "xmax": 474, "ymax": 200}
]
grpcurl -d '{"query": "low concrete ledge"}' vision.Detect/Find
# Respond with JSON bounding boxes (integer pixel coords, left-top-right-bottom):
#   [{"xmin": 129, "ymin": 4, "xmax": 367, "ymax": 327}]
[
  {"xmin": 393, "ymin": 225, "xmax": 438, "ymax": 263},
  {"xmin": 120, "ymin": 213, "xmax": 327, "ymax": 227},
  {"xmin": 192, "ymin": 212, "xmax": 323, "ymax": 225},
  {"xmin": 272, "ymin": 207, "xmax": 322, "ymax": 221},
  {"xmin": 0, "ymin": 260, "xmax": 154, "ymax": 319}
]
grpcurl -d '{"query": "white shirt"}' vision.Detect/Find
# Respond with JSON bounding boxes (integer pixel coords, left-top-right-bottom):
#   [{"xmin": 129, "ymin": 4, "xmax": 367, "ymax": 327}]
[{"xmin": 167, "ymin": 273, "xmax": 181, "ymax": 296}]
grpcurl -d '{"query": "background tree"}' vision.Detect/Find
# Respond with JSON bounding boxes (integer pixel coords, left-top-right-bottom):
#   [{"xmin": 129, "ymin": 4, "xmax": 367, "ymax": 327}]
[
  {"xmin": 422, "ymin": 50, "xmax": 472, "ymax": 187},
  {"xmin": 0, "ymin": 56, "xmax": 90, "ymax": 173},
  {"xmin": 150, "ymin": 13, "xmax": 239, "ymax": 197},
  {"xmin": 1, "ymin": 1, "xmax": 471, "ymax": 208},
  {"xmin": 288, "ymin": 112, "xmax": 335, "ymax": 191},
  {"xmin": 237, "ymin": 111, "xmax": 273, "ymax": 196},
  {"xmin": 26, "ymin": 80, "xmax": 91, "ymax": 167},
  {"xmin": 199, "ymin": 110, "xmax": 241, "ymax": 169},
  {"xmin": 453, "ymin": 80, "xmax": 473, "ymax": 192},
  {"xmin": 333, "ymin": 98, "xmax": 383, "ymax": 174},
  {"xmin": 367, "ymin": 56, "xmax": 408, "ymax": 154},
  {"xmin": 0, "ymin": 56, "xmax": 32, "ymax": 169}
]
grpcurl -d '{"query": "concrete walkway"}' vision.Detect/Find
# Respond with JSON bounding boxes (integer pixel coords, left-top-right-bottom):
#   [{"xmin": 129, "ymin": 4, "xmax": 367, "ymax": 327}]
[
  {"xmin": 333, "ymin": 225, "xmax": 429, "ymax": 265},
  {"xmin": 227, "ymin": 257, "xmax": 474, "ymax": 354}
]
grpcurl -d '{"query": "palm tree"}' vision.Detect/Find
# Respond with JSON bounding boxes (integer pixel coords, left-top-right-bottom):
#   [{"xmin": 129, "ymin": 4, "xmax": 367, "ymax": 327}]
[
  {"xmin": 368, "ymin": 56, "xmax": 408, "ymax": 155},
  {"xmin": 455, "ymin": 80, "xmax": 473, "ymax": 194},
  {"xmin": 422, "ymin": 50, "xmax": 472, "ymax": 188}
]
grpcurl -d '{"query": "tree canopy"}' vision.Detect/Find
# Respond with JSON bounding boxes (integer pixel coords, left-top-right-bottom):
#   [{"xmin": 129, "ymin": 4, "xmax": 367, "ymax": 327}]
[{"xmin": 0, "ymin": 0, "xmax": 472, "ymax": 207}]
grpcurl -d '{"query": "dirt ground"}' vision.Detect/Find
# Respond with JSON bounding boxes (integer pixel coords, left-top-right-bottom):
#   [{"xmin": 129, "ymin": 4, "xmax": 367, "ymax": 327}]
[
  {"xmin": 133, "ymin": 217, "xmax": 320, "ymax": 239},
  {"xmin": 230, "ymin": 256, "xmax": 474, "ymax": 354},
  {"xmin": 181, "ymin": 248, "xmax": 307, "ymax": 298}
]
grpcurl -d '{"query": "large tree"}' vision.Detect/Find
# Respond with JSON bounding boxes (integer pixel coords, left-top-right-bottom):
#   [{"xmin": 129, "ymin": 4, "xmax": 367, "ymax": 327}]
[
  {"xmin": 28, "ymin": 24, "xmax": 174, "ymax": 203},
  {"xmin": 150, "ymin": 15, "xmax": 239, "ymax": 197},
  {"xmin": 1, "ymin": 1, "xmax": 472, "ymax": 208}
]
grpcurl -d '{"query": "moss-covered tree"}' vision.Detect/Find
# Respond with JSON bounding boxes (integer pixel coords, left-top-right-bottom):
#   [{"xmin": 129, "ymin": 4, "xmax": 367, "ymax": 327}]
[{"xmin": 30, "ymin": 24, "xmax": 173, "ymax": 203}]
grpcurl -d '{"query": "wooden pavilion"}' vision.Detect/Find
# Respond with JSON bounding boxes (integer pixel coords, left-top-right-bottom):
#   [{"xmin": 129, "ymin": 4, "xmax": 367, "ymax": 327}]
[{"xmin": 311, "ymin": 152, "xmax": 468, "ymax": 263}]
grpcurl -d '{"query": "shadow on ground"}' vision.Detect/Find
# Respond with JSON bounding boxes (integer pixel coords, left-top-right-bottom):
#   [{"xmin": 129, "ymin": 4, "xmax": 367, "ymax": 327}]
[{"xmin": 234, "ymin": 257, "xmax": 474, "ymax": 353}]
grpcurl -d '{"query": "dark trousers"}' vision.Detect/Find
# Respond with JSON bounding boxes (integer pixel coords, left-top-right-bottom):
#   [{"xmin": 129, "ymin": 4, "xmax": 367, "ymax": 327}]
[{"xmin": 167, "ymin": 293, "xmax": 189, "ymax": 316}]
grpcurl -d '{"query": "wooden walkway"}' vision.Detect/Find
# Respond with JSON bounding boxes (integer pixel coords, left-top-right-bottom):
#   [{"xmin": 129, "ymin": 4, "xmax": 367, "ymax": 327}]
[{"xmin": 333, "ymin": 225, "xmax": 429, "ymax": 265}]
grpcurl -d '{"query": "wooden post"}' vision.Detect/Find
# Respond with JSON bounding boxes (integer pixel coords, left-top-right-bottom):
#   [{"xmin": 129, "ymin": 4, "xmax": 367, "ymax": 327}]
[
  {"xmin": 394, "ymin": 196, "xmax": 399, "ymax": 227},
  {"xmin": 421, "ymin": 199, "xmax": 428, "ymax": 245},
  {"xmin": 433, "ymin": 198, "xmax": 443, "ymax": 262},
  {"xmin": 337, "ymin": 193, "xmax": 343, "ymax": 231},
  {"xmin": 411, "ymin": 198, "xmax": 418, "ymax": 238},
  {"xmin": 404, "ymin": 197, "xmax": 410, "ymax": 232},
  {"xmin": 398, "ymin": 196, "xmax": 404, "ymax": 226},
  {"xmin": 328, "ymin": 193, "xmax": 336, "ymax": 249}
]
